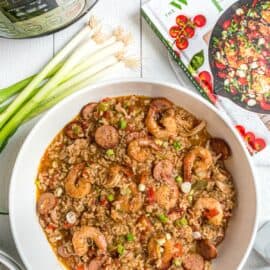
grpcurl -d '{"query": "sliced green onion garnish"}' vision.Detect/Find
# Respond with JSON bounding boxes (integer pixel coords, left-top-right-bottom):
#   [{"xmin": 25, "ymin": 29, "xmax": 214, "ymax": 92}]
[
  {"xmin": 126, "ymin": 233, "xmax": 134, "ymax": 242},
  {"xmin": 173, "ymin": 141, "xmax": 182, "ymax": 150},
  {"xmin": 175, "ymin": 176, "xmax": 183, "ymax": 184},
  {"xmin": 173, "ymin": 258, "xmax": 182, "ymax": 266},
  {"xmin": 175, "ymin": 217, "xmax": 188, "ymax": 227},
  {"xmin": 106, "ymin": 149, "xmax": 115, "ymax": 157},
  {"xmin": 157, "ymin": 213, "xmax": 169, "ymax": 224},
  {"xmin": 119, "ymin": 119, "xmax": 127, "ymax": 129},
  {"xmin": 117, "ymin": 244, "xmax": 125, "ymax": 255},
  {"xmin": 107, "ymin": 194, "xmax": 115, "ymax": 202},
  {"xmin": 98, "ymin": 102, "xmax": 109, "ymax": 112}
]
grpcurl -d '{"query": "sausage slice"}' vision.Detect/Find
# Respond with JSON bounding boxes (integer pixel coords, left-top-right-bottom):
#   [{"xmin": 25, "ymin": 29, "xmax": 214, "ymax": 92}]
[
  {"xmin": 95, "ymin": 125, "xmax": 119, "ymax": 149},
  {"xmin": 80, "ymin": 103, "xmax": 97, "ymax": 120},
  {"xmin": 183, "ymin": 253, "xmax": 204, "ymax": 270},
  {"xmin": 197, "ymin": 239, "xmax": 218, "ymax": 260},
  {"xmin": 210, "ymin": 138, "xmax": 231, "ymax": 160}
]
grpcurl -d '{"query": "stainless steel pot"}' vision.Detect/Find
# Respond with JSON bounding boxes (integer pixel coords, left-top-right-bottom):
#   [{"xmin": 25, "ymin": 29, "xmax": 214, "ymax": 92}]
[{"xmin": 0, "ymin": 0, "xmax": 98, "ymax": 38}]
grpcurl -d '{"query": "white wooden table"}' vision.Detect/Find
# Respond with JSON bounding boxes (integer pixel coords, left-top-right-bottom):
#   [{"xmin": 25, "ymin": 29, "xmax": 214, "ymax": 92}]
[{"xmin": 0, "ymin": 1, "xmax": 269, "ymax": 269}]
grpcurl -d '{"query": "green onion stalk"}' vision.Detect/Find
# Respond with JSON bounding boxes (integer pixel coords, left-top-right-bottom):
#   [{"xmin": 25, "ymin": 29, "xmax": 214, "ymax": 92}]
[{"xmin": 0, "ymin": 16, "xmax": 101, "ymax": 130}]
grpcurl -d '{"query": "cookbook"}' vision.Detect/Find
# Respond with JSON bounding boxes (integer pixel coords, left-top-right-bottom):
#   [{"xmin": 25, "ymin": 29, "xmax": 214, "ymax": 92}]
[{"xmin": 142, "ymin": 0, "xmax": 270, "ymax": 153}]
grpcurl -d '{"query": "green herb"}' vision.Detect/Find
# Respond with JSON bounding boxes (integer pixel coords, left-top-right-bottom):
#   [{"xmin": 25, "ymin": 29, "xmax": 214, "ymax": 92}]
[
  {"xmin": 157, "ymin": 213, "xmax": 169, "ymax": 224},
  {"xmin": 173, "ymin": 141, "xmax": 182, "ymax": 151},
  {"xmin": 117, "ymin": 244, "xmax": 125, "ymax": 255},
  {"xmin": 126, "ymin": 233, "xmax": 135, "ymax": 242},
  {"xmin": 119, "ymin": 119, "xmax": 127, "ymax": 129},
  {"xmin": 106, "ymin": 149, "xmax": 115, "ymax": 157},
  {"xmin": 188, "ymin": 50, "xmax": 205, "ymax": 74},
  {"xmin": 175, "ymin": 217, "xmax": 188, "ymax": 227},
  {"xmin": 107, "ymin": 194, "xmax": 115, "ymax": 202},
  {"xmin": 175, "ymin": 176, "xmax": 183, "ymax": 184}
]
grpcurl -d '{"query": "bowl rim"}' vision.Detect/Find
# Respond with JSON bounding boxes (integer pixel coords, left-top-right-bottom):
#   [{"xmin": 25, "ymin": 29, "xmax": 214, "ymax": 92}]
[{"xmin": 9, "ymin": 78, "xmax": 258, "ymax": 270}]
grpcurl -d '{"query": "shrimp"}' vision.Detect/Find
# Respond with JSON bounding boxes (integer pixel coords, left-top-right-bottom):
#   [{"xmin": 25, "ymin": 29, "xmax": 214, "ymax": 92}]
[
  {"xmin": 72, "ymin": 226, "xmax": 107, "ymax": 256},
  {"xmin": 146, "ymin": 98, "xmax": 177, "ymax": 139},
  {"xmin": 193, "ymin": 197, "xmax": 223, "ymax": 226},
  {"xmin": 183, "ymin": 146, "xmax": 213, "ymax": 182},
  {"xmin": 88, "ymin": 257, "xmax": 106, "ymax": 270},
  {"xmin": 106, "ymin": 165, "xmax": 133, "ymax": 188},
  {"xmin": 153, "ymin": 160, "xmax": 179, "ymax": 210},
  {"xmin": 65, "ymin": 163, "xmax": 91, "ymax": 199},
  {"xmin": 37, "ymin": 192, "xmax": 56, "ymax": 215},
  {"xmin": 156, "ymin": 183, "xmax": 179, "ymax": 210},
  {"xmin": 153, "ymin": 160, "xmax": 174, "ymax": 181},
  {"xmin": 117, "ymin": 182, "xmax": 143, "ymax": 213},
  {"xmin": 128, "ymin": 138, "xmax": 160, "ymax": 162},
  {"xmin": 148, "ymin": 237, "xmax": 174, "ymax": 269}
]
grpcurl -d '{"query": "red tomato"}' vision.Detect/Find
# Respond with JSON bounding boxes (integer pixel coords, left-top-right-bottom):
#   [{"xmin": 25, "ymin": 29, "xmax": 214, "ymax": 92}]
[
  {"xmin": 235, "ymin": 125, "xmax": 246, "ymax": 136},
  {"xmin": 184, "ymin": 26, "xmax": 195, "ymax": 38},
  {"xmin": 47, "ymin": 224, "xmax": 57, "ymax": 231},
  {"xmin": 215, "ymin": 61, "xmax": 226, "ymax": 70},
  {"xmin": 217, "ymin": 72, "xmax": 227, "ymax": 79},
  {"xmin": 204, "ymin": 208, "xmax": 219, "ymax": 219},
  {"xmin": 222, "ymin": 20, "xmax": 231, "ymax": 30},
  {"xmin": 199, "ymin": 71, "xmax": 212, "ymax": 83},
  {"xmin": 174, "ymin": 243, "xmax": 183, "ymax": 257},
  {"xmin": 169, "ymin": 25, "xmax": 181, "ymax": 38},
  {"xmin": 244, "ymin": 131, "xmax": 255, "ymax": 144},
  {"xmin": 260, "ymin": 100, "xmax": 270, "ymax": 110},
  {"xmin": 251, "ymin": 138, "xmax": 266, "ymax": 152},
  {"xmin": 100, "ymin": 197, "xmax": 108, "ymax": 206},
  {"xmin": 175, "ymin": 37, "xmax": 189, "ymax": 50},
  {"xmin": 176, "ymin": 15, "xmax": 188, "ymax": 26},
  {"xmin": 238, "ymin": 77, "xmax": 248, "ymax": 85},
  {"xmin": 76, "ymin": 265, "xmax": 85, "ymax": 270},
  {"xmin": 147, "ymin": 187, "xmax": 155, "ymax": 204},
  {"xmin": 193, "ymin": 15, "xmax": 207, "ymax": 27}
]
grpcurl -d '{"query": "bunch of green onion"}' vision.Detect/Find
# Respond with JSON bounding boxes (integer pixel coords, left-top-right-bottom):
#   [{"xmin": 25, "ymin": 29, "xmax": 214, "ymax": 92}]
[{"xmin": 0, "ymin": 17, "xmax": 138, "ymax": 152}]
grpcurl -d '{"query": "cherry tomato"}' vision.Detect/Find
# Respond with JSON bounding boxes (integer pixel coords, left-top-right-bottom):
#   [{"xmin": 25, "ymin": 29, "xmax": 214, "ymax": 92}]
[
  {"xmin": 251, "ymin": 138, "xmax": 266, "ymax": 152},
  {"xmin": 184, "ymin": 26, "xmax": 195, "ymax": 38},
  {"xmin": 217, "ymin": 72, "xmax": 227, "ymax": 79},
  {"xmin": 215, "ymin": 61, "xmax": 226, "ymax": 70},
  {"xmin": 244, "ymin": 131, "xmax": 255, "ymax": 144},
  {"xmin": 169, "ymin": 25, "xmax": 181, "ymax": 38},
  {"xmin": 222, "ymin": 20, "xmax": 231, "ymax": 30},
  {"xmin": 205, "ymin": 91, "xmax": 217, "ymax": 104},
  {"xmin": 176, "ymin": 15, "xmax": 188, "ymax": 26},
  {"xmin": 198, "ymin": 71, "xmax": 212, "ymax": 83},
  {"xmin": 193, "ymin": 15, "xmax": 207, "ymax": 27},
  {"xmin": 238, "ymin": 77, "xmax": 248, "ymax": 85},
  {"xmin": 235, "ymin": 125, "xmax": 246, "ymax": 136},
  {"xmin": 175, "ymin": 37, "xmax": 189, "ymax": 50},
  {"xmin": 260, "ymin": 100, "xmax": 270, "ymax": 110}
]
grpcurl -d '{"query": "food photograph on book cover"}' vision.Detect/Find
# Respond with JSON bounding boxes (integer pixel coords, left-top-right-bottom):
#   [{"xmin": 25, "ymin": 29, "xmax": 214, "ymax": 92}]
[{"xmin": 142, "ymin": 0, "xmax": 270, "ymax": 114}]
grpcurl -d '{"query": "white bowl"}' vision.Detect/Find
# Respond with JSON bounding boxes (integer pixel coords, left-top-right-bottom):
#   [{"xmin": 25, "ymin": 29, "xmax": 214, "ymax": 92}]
[{"xmin": 9, "ymin": 79, "xmax": 258, "ymax": 270}]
